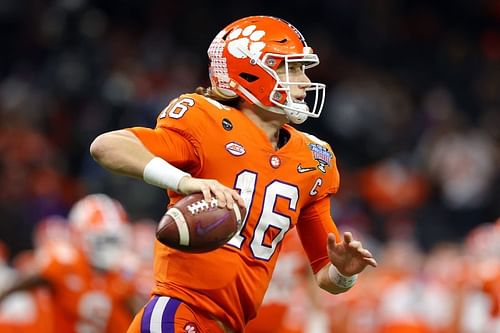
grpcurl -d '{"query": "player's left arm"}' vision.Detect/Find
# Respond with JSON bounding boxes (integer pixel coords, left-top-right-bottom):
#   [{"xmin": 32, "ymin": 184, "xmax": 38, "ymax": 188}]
[
  {"xmin": 297, "ymin": 196, "xmax": 377, "ymax": 294},
  {"xmin": 318, "ymin": 231, "xmax": 377, "ymax": 294}
]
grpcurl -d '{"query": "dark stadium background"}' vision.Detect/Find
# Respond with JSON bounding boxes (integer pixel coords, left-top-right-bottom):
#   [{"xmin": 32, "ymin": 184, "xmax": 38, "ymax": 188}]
[{"xmin": 0, "ymin": 0, "xmax": 498, "ymax": 259}]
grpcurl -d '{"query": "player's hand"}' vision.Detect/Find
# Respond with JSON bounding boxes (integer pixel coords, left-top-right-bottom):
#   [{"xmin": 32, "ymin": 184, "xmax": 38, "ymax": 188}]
[
  {"xmin": 178, "ymin": 176, "xmax": 245, "ymax": 210},
  {"xmin": 327, "ymin": 232, "xmax": 377, "ymax": 276}
]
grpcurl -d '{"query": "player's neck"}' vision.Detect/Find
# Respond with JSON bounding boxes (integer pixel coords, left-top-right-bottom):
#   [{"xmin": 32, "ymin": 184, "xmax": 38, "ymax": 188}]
[{"xmin": 241, "ymin": 104, "xmax": 288, "ymax": 150}]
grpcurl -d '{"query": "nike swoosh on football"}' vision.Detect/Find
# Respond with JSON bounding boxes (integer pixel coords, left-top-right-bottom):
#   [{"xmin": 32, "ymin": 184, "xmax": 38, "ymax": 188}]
[
  {"xmin": 195, "ymin": 213, "xmax": 230, "ymax": 235},
  {"xmin": 297, "ymin": 164, "xmax": 316, "ymax": 173}
]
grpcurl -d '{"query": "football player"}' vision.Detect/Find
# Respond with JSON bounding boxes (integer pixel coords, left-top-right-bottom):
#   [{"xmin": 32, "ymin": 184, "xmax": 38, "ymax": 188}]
[
  {"xmin": 0, "ymin": 216, "xmax": 71, "ymax": 333},
  {"xmin": 0, "ymin": 194, "xmax": 141, "ymax": 333},
  {"xmin": 90, "ymin": 16, "xmax": 377, "ymax": 333}
]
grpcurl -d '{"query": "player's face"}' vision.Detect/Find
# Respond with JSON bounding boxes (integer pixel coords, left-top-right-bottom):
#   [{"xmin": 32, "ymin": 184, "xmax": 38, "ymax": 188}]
[{"xmin": 276, "ymin": 62, "xmax": 311, "ymax": 106}]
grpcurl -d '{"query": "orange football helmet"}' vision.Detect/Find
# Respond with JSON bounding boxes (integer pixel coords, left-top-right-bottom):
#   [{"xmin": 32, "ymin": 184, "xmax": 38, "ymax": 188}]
[
  {"xmin": 208, "ymin": 16, "xmax": 325, "ymax": 124},
  {"xmin": 67, "ymin": 194, "xmax": 130, "ymax": 270}
]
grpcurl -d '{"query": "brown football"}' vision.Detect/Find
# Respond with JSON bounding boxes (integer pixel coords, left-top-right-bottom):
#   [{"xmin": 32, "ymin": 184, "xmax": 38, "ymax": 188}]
[{"xmin": 156, "ymin": 193, "xmax": 246, "ymax": 253}]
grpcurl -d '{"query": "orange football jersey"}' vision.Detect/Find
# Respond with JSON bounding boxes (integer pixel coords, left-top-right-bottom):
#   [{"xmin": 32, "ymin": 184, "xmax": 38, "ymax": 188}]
[
  {"xmin": 35, "ymin": 240, "xmax": 135, "ymax": 333},
  {"xmin": 129, "ymin": 93, "xmax": 341, "ymax": 332},
  {"xmin": 0, "ymin": 288, "xmax": 54, "ymax": 333}
]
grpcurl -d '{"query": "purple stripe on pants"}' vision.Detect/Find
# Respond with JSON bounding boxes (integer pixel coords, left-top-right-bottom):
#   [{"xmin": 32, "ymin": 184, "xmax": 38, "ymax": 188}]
[
  {"xmin": 162, "ymin": 298, "xmax": 181, "ymax": 332},
  {"xmin": 141, "ymin": 295, "xmax": 159, "ymax": 333}
]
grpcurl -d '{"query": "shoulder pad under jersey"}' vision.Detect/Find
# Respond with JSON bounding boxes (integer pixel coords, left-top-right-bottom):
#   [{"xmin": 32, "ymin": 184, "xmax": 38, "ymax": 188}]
[{"xmin": 155, "ymin": 93, "xmax": 232, "ymax": 141}]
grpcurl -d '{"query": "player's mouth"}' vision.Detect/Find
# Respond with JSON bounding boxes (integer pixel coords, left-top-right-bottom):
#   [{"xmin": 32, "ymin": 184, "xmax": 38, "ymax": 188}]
[{"xmin": 293, "ymin": 95, "xmax": 306, "ymax": 103}]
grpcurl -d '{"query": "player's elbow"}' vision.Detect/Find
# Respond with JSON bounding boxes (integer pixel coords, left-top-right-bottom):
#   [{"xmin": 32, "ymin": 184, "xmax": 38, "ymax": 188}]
[
  {"xmin": 89, "ymin": 133, "xmax": 109, "ymax": 163},
  {"xmin": 90, "ymin": 131, "xmax": 123, "ymax": 166},
  {"xmin": 90, "ymin": 130, "xmax": 141, "ymax": 174}
]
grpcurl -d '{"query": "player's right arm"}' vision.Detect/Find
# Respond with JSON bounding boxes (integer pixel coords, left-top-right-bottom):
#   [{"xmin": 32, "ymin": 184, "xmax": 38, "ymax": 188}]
[
  {"xmin": 90, "ymin": 130, "xmax": 156, "ymax": 181},
  {"xmin": 90, "ymin": 128, "xmax": 243, "ymax": 209}
]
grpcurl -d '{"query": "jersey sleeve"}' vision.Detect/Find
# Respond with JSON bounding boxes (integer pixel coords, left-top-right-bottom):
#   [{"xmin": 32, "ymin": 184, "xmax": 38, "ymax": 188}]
[
  {"xmin": 296, "ymin": 196, "xmax": 340, "ymax": 274},
  {"xmin": 127, "ymin": 93, "xmax": 219, "ymax": 175},
  {"xmin": 128, "ymin": 126, "xmax": 201, "ymax": 175}
]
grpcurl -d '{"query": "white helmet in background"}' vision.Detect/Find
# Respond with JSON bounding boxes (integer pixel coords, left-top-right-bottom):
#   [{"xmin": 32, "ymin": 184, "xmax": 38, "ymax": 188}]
[{"xmin": 68, "ymin": 194, "xmax": 130, "ymax": 270}]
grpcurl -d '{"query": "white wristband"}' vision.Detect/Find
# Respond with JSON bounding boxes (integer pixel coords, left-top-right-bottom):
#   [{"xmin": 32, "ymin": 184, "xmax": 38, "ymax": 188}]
[
  {"xmin": 328, "ymin": 265, "xmax": 358, "ymax": 289},
  {"xmin": 143, "ymin": 157, "xmax": 191, "ymax": 192}
]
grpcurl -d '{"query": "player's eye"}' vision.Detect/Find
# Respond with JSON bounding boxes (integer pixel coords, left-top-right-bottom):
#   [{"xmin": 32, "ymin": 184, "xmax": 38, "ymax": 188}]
[{"xmin": 288, "ymin": 63, "xmax": 304, "ymax": 73}]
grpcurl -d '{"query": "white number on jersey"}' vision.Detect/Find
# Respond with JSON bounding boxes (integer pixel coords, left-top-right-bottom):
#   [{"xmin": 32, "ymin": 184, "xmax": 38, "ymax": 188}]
[
  {"xmin": 158, "ymin": 97, "xmax": 195, "ymax": 119},
  {"xmin": 229, "ymin": 171, "xmax": 299, "ymax": 260}
]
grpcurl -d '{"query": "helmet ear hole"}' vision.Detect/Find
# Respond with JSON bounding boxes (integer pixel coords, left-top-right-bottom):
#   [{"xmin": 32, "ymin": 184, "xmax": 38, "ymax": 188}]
[
  {"xmin": 239, "ymin": 73, "xmax": 259, "ymax": 83},
  {"xmin": 271, "ymin": 91, "xmax": 287, "ymax": 104}
]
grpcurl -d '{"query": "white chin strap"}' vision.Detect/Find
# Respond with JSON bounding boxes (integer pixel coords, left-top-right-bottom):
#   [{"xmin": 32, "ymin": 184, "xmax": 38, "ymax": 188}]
[{"xmin": 283, "ymin": 104, "xmax": 309, "ymax": 124}]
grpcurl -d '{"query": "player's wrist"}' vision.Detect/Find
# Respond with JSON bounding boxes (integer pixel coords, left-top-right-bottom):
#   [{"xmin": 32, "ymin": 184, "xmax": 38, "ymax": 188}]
[
  {"xmin": 177, "ymin": 175, "xmax": 191, "ymax": 193},
  {"xmin": 143, "ymin": 157, "xmax": 191, "ymax": 192},
  {"xmin": 328, "ymin": 265, "xmax": 358, "ymax": 289}
]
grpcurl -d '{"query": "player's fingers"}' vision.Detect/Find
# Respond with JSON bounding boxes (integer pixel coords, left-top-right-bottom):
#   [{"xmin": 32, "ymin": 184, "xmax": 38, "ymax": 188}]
[
  {"xmin": 327, "ymin": 233, "xmax": 337, "ymax": 249},
  {"xmin": 214, "ymin": 193, "xmax": 227, "ymax": 208},
  {"xmin": 238, "ymin": 200, "xmax": 246, "ymax": 212},
  {"xmin": 208, "ymin": 185, "xmax": 227, "ymax": 208},
  {"xmin": 200, "ymin": 185, "xmax": 212, "ymax": 202},
  {"xmin": 343, "ymin": 232, "xmax": 353, "ymax": 244},
  {"xmin": 226, "ymin": 189, "xmax": 244, "ymax": 210},
  {"xmin": 364, "ymin": 257, "xmax": 378, "ymax": 267},
  {"xmin": 231, "ymin": 190, "xmax": 245, "ymax": 209},
  {"xmin": 348, "ymin": 240, "xmax": 362, "ymax": 250},
  {"xmin": 359, "ymin": 248, "xmax": 373, "ymax": 258},
  {"xmin": 223, "ymin": 190, "xmax": 235, "ymax": 209}
]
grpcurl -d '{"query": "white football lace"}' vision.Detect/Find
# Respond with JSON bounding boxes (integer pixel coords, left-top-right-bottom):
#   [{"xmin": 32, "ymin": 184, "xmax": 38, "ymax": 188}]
[{"xmin": 187, "ymin": 198, "xmax": 218, "ymax": 215}]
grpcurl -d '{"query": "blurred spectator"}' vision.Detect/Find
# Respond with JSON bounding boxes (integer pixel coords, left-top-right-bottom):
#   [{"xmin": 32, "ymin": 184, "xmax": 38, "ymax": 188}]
[{"xmin": 416, "ymin": 86, "xmax": 498, "ymax": 242}]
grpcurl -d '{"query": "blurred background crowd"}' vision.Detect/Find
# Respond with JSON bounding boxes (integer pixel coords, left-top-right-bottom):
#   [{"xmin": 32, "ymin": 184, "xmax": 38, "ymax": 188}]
[{"xmin": 0, "ymin": 0, "xmax": 499, "ymax": 332}]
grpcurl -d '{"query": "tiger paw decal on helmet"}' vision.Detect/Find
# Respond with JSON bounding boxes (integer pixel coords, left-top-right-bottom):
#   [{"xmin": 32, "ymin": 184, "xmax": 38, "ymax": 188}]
[{"xmin": 226, "ymin": 25, "xmax": 266, "ymax": 59}]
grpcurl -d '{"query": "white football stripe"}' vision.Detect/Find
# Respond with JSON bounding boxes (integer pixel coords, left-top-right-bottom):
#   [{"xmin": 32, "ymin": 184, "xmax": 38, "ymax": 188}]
[
  {"xmin": 232, "ymin": 204, "xmax": 242, "ymax": 225},
  {"xmin": 166, "ymin": 208, "xmax": 190, "ymax": 246}
]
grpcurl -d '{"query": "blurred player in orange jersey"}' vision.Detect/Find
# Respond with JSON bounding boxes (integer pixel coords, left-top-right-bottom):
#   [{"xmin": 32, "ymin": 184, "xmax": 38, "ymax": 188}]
[
  {"xmin": 0, "ymin": 251, "xmax": 55, "ymax": 333},
  {"xmin": 245, "ymin": 229, "xmax": 323, "ymax": 333},
  {"xmin": 0, "ymin": 194, "xmax": 142, "ymax": 333},
  {"xmin": 90, "ymin": 15, "xmax": 377, "ymax": 333},
  {"xmin": 0, "ymin": 216, "xmax": 69, "ymax": 333},
  {"xmin": 460, "ymin": 219, "xmax": 500, "ymax": 332},
  {"xmin": 129, "ymin": 219, "xmax": 156, "ymax": 304},
  {"xmin": 0, "ymin": 240, "xmax": 47, "ymax": 333}
]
